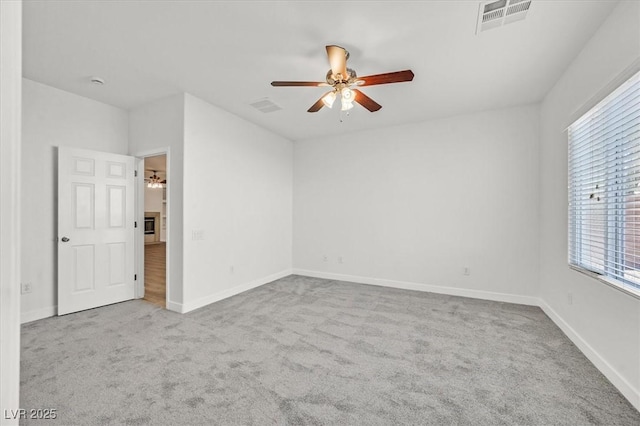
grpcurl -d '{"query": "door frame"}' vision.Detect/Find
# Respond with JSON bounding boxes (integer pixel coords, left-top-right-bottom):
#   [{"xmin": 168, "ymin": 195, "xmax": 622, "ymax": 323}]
[
  {"xmin": 1, "ymin": 0, "xmax": 21, "ymax": 417},
  {"xmin": 133, "ymin": 147, "xmax": 170, "ymax": 306}
]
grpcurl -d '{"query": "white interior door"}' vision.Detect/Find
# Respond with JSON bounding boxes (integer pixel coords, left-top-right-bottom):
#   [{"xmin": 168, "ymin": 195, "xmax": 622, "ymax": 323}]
[{"xmin": 58, "ymin": 147, "xmax": 136, "ymax": 315}]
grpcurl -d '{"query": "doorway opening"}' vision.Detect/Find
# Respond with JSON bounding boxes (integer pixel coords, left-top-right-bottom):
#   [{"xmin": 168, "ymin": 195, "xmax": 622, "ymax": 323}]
[{"xmin": 142, "ymin": 154, "xmax": 167, "ymax": 308}]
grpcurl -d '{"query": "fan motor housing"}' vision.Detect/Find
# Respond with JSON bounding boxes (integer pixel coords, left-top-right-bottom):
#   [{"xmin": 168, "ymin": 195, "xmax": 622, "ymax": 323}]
[{"xmin": 326, "ymin": 68, "xmax": 357, "ymax": 85}]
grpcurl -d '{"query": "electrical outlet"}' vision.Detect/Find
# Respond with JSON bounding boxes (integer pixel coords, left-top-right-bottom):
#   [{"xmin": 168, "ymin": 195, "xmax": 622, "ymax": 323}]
[
  {"xmin": 567, "ymin": 292, "xmax": 573, "ymax": 305},
  {"xmin": 191, "ymin": 229, "xmax": 205, "ymax": 240},
  {"xmin": 21, "ymin": 282, "xmax": 32, "ymax": 294},
  {"xmin": 230, "ymin": 265, "xmax": 234, "ymax": 274},
  {"xmin": 323, "ymin": 255, "xmax": 328, "ymax": 262},
  {"xmin": 463, "ymin": 267, "xmax": 470, "ymax": 276},
  {"xmin": 338, "ymin": 256, "xmax": 343, "ymax": 264}
]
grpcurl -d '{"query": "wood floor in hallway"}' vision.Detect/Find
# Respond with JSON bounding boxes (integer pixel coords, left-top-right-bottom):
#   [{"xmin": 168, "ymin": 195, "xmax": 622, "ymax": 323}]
[{"xmin": 144, "ymin": 242, "xmax": 166, "ymax": 308}]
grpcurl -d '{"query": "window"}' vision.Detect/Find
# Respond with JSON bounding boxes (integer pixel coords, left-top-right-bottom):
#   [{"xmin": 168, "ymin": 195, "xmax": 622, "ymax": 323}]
[{"xmin": 568, "ymin": 70, "xmax": 640, "ymax": 296}]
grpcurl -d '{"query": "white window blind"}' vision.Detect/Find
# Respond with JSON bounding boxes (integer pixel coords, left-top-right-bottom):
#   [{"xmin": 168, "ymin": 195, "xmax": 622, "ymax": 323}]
[{"xmin": 568, "ymin": 70, "xmax": 640, "ymax": 296}]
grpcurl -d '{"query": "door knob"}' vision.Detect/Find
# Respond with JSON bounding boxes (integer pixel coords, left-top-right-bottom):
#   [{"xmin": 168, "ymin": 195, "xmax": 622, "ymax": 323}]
[{"xmin": 61, "ymin": 237, "xmax": 70, "ymax": 242}]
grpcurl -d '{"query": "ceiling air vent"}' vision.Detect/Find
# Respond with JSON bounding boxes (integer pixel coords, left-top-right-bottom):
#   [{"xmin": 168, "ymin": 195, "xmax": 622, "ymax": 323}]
[
  {"xmin": 250, "ymin": 98, "xmax": 282, "ymax": 113},
  {"xmin": 476, "ymin": 0, "xmax": 531, "ymax": 34}
]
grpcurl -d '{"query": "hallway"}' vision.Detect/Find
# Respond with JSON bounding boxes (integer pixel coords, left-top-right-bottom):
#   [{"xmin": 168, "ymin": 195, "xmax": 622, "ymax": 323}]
[{"xmin": 143, "ymin": 242, "xmax": 165, "ymax": 308}]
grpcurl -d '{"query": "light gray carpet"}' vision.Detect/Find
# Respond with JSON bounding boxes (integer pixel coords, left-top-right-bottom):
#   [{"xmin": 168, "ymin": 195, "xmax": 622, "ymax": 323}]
[{"xmin": 20, "ymin": 275, "xmax": 640, "ymax": 425}]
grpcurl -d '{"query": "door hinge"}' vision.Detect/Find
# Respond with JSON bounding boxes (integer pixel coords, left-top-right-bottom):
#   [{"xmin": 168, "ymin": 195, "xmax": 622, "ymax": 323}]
[
  {"xmin": 134, "ymin": 221, "xmax": 137, "ymax": 228},
  {"xmin": 134, "ymin": 170, "xmax": 138, "ymax": 177},
  {"xmin": 134, "ymin": 274, "xmax": 137, "ymax": 281}
]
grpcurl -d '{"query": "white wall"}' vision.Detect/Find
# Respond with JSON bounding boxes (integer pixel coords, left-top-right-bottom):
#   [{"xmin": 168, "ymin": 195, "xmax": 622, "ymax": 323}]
[
  {"xmin": 130, "ymin": 94, "xmax": 293, "ymax": 312},
  {"xmin": 1, "ymin": 0, "xmax": 22, "ymax": 421},
  {"xmin": 294, "ymin": 105, "xmax": 540, "ymax": 304},
  {"xmin": 21, "ymin": 78, "xmax": 129, "ymax": 323},
  {"xmin": 144, "ymin": 185, "xmax": 164, "ymax": 212},
  {"xmin": 181, "ymin": 94, "xmax": 293, "ymax": 311},
  {"xmin": 130, "ymin": 93, "xmax": 293, "ymax": 313},
  {"xmin": 539, "ymin": 1, "xmax": 640, "ymax": 409},
  {"xmin": 129, "ymin": 94, "xmax": 184, "ymax": 308},
  {"xmin": 184, "ymin": 95, "xmax": 293, "ymax": 310}
]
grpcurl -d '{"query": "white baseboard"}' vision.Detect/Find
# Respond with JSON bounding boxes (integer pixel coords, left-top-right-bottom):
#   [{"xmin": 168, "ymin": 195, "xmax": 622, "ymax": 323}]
[
  {"xmin": 19, "ymin": 269, "xmax": 294, "ymax": 319},
  {"xmin": 292, "ymin": 269, "xmax": 540, "ymax": 306},
  {"xmin": 21, "ymin": 305, "xmax": 56, "ymax": 324},
  {"xmin": 180, "ymin": 269, "xmax": 293, "ymax": 314},
  {"xmin": 539, "ymin": 300, "xmax": 640, "ymax": 411},
  {"xmin": 165, "ymin": 300, "xmax": 184, "ymax": 313}
]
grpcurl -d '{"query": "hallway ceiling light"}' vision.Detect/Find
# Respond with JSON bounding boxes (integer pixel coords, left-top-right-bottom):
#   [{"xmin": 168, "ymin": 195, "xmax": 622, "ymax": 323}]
[{"xmin": 146, "ymin": 171, "xmax": 165, "ymax": 189}]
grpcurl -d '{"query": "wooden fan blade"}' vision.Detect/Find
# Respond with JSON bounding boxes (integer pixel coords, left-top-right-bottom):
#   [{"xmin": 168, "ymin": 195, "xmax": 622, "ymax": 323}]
[
  {"xmin": 352, "ymin": 89, "xmax": 382, "ymax": 112},
  {"xmin": 271, "ymin": 81, "xmax": 327, "ymax": 87},
  {"xmin": 358, "ymin": 70, "xmax": 414, "ymax": 86},
  {"xmin": 307, "ymin": 91, "xmax": 334, "ymax": 113},
  {"xmin": 307, "ymin": 98, "xmax": 325, "ymax": 113},
  {"xmin": 326, "ymin": 45, "xmax": 348, "ymax": 81}
]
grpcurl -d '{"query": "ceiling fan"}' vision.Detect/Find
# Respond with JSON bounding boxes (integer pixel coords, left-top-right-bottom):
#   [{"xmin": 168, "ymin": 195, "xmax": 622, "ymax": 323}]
[
  {"xmin": 271, "ymin": 45, "xmax": 414, "ymax": 113},
  {"xmin": 145, "ymin": 170, "xmax": 166, "ymax": 189}
]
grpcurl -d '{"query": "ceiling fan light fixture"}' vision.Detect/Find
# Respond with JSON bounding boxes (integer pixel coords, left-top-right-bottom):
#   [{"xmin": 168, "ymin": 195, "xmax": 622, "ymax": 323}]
[
  {"xmin": 341, "ymin": 87, "xmax": 354, "ymax": 102},
  {"xmin": 322, "ymin": 91, "xmax": 336, "ymax": 108},
  {"xmin": 271, "ymin": 45, "xmax": 414, "ymax": 114},
  {"xmin": 341, "ymin": 98, "xmax": 354, "ymax": 111},
  {"xmin": 340, "ymin": 87, "xmax": 355, "ymax": 111}
]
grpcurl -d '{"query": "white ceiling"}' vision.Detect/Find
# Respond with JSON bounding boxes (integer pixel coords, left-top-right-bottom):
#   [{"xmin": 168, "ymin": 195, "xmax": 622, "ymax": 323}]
[
  {"xmin": 23, "ymin": 1, "xmax": 618, "ymax": 141},
  {"xmin": 144, "ymin": 155, "xmax": 166, "ymax": 178}
]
